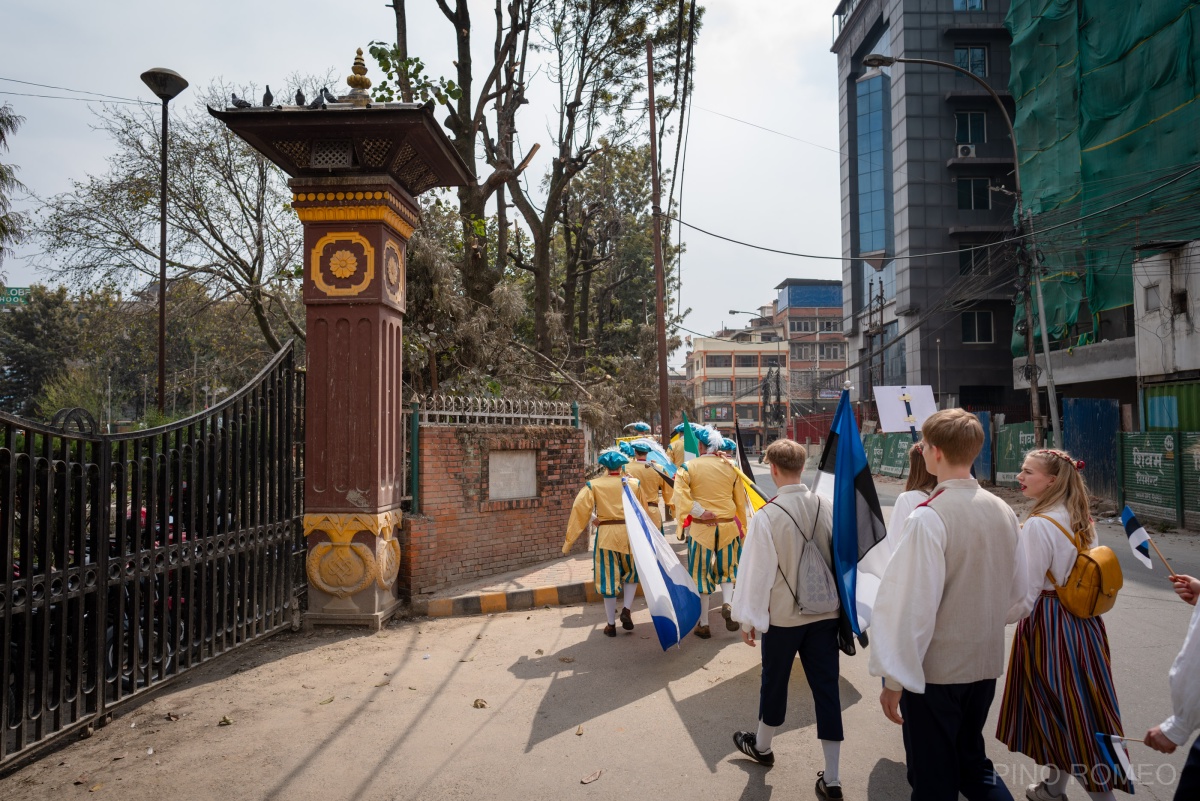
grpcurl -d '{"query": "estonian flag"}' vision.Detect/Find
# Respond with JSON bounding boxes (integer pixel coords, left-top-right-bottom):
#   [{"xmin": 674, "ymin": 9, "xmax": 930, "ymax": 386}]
[
  {"xmin": 1120, "ymin": 506, "xmax": 1154, "ymax": 569},
  {"xmin": 621, "ymin": 478, "xmax": 701, "ymax": 650},
  {"xmin": 1094, "ymin": 733, "xmax": 1134, "ymax": 786},
  {"xmin": 812, "ymin": 390, "xmax": 888, "ymax": 650}
]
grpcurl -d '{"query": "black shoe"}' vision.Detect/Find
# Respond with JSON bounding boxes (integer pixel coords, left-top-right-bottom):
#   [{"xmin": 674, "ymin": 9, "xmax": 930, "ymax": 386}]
[
  {"xmin": 816, "ymin": 772, "xmax": 843, "ymax": 799},
  {"xmin": 732, "ymin": 731, "xmax": 774, "ymax": 767},
  {"xmin": 603, "ymin": 623, "xmax": 616, "ymax": 637},
  {"xmin": 620, "ymin": 607, "xmax": 634, "ymax": 631}
]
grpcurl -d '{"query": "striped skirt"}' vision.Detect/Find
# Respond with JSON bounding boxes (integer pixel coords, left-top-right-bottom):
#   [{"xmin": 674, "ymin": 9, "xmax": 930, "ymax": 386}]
[
  {"xmin": 593, "ymin": 547, "xmax": 638, "ymax": 598},
  {"xmin": 996, "ymin": 592, "xmax": 1131, "ymax": 794},
  {"xmin": 687, "ymin": 536, "xmax": 741, "ymax": 595}
]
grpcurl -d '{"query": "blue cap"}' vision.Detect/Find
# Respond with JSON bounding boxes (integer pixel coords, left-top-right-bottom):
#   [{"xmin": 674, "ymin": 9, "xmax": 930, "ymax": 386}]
[
  {"xmin": 626, "ymin": 421, "xmax": 652, "ymax": 433},
  {"xmin": 719, "ymin": 438, "xmax": 736, "ymax": 452},
  {"xmin": 598, "ymin": 449, "xmax": 629, "ymax": 471},
  {"xmin": 618, "ymin": 441, "xmax": 636, "ymax": 457},
  {"xmin": 673, "ymin": 422, "xmax": 686, "ymax": 434},
  {"xmin": 631, "ymin": 440, "xmax": 653, "ymax": 453}
]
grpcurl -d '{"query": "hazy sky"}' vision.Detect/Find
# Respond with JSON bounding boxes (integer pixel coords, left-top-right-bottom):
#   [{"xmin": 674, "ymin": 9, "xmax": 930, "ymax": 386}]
[{"xmin": 3, "ymin": 2, "xmax": 842, "ymax": 365}]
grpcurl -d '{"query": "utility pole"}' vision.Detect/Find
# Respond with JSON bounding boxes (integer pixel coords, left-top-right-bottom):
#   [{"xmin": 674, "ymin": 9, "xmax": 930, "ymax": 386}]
[
  {"xmin": 1020, "ymin": 250, "xmax": 1044, "ymax": 446},
  {"xmin": 646, "ymin": 41, "xmax": 671, "ymax": 447}
]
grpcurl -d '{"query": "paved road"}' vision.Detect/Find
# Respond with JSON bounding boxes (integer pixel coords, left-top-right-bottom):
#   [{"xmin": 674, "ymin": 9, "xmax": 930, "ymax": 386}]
[{"xmin": 0, "ymin": 485, "xmax": 1194, "ymax": 800}]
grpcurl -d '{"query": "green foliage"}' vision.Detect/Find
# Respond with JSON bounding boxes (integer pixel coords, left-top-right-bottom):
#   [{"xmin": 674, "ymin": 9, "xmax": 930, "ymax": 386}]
[
  {"xmin": 0, "ymin": 103, "xmax": 28, "ymax": 268},
  {"xmin": 367, "ymin": 42, "xmax": 462, "ymax": 105},
  {"xmin": 0, "ymin": 286, "xmax": 81, "ymax": 415}
]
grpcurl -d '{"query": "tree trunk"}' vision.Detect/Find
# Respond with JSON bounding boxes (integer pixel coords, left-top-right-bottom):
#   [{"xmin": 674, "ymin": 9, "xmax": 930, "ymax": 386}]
[
  {"xmin": 391, "ymin": 0, "xmax": 414, "ymax": 102},
  {"xmin": 532, "ymin": 224, "xmax": 553, "ymax": 356}
]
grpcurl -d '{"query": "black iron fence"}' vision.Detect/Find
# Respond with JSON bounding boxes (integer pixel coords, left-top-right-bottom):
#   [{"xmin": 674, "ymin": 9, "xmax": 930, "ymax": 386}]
[{"xmin": 1, "ymin": 343, "xmax": 305, "ymax": 766}]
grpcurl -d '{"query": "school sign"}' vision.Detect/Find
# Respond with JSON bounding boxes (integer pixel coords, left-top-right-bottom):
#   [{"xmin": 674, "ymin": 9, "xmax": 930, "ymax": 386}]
[{"xmin": 0, "ymin": 287, "xmax": 30, "ymax": 307}]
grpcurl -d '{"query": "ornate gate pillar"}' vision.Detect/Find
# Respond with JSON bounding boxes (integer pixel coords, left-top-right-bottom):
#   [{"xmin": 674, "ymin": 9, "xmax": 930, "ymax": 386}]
[{"xmin": 211, "ymin": 50, "xmax": 473, "ymax": 627}]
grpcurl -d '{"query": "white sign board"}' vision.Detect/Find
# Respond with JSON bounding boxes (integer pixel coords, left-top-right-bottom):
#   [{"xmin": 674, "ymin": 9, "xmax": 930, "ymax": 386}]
[
  {"xmin": 873, "ymin": 385, "xmax": 938, "ymax": 434},
  {"xmin": 488, "ymin": 451, "xmax": 538, "ymax": 500}
]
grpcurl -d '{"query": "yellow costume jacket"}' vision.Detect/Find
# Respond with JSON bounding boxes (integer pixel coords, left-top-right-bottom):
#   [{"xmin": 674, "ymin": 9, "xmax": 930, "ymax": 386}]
[
  {"xmin": 623, "ymin": 459, "xmax": 673, "ymax": 529},
  {"xmin": 674, "ymin": 454, "xmax": 747, "ymax": 551},
  {"xmin": 563, "ymin": 474, "xmax": 649, "ymax": 555},
  {"xmin": 670, "ymin": 437, "xmax": 685, "ymax": 467}
]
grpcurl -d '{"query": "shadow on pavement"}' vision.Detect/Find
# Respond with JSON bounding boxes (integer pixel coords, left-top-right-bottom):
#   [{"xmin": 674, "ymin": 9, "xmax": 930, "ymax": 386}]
[{"xmin": 867, "ymin": 757, "xmax": 909, "ymax": 799}]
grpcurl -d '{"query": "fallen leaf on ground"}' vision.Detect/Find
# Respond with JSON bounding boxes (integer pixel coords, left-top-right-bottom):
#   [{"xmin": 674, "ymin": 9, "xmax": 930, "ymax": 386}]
[
  {"xmin": 319, "ymin": 697, "xmax": 334, "ymax": 705},
  {"xmin": 558, "ymin": 657, "xmax": 575, "ymax": 664},
  {"xmin": 301, "ymin": 684, "xmax": 315, "ymax": 690},
  {"xmin": 74, "ymin": 775, "xmax": 89, "ymax": 786},
  {"xmin": 575, "ymin": 725, "xmax": 584, "ymax": 736},
  {"xmin": 476, "ymin": 635, "xmax": 482, "ymax": 639},
  {"xmin": 408, "ymin": 686, "xmax": 417, "ymax": 690},
  {"xmin": 534, "ymin": 649, "xmax": 544, "ymax": 655},
  {"xmin": 641, "ymin": 636, "xmax": 649, "ymax": 639},
  {"xmin": 218, "ymin": 716, "xmax": 233, "ymax": 726},
  {"xmin": 112, "ymin": 754, "xmax": 126, "ymax": 761},
  {"xmin": 374, "ymin": 680, "xmax": 391, "ymax": 688},
  {"xmin": 164, "ymin": 713, "xmax": 179, "ymax": 722},
  {"xmin": 458, "ymin": 657, "xmax": 474, "ymax": 662},
  {"xmin": 472, "ymin": 699, "xmax": 488, "ymax": 709},
  {"xmin": 581, "ymin": 770, "xmax": 602, "ymax": 784},
  {"xmin": 89, "ymin": 784, "xmax": 104, "ymax": 793}
]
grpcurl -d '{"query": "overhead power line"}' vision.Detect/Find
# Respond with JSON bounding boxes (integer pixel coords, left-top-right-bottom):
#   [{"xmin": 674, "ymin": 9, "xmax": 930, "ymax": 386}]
[{"xmin": 0, "ymin": 76, "xmax": 151, "ymax": 104}]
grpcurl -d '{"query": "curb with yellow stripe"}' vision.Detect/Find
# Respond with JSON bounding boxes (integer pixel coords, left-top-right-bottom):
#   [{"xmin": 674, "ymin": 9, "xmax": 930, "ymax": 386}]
[{"xmin": 411, "ymin": 581, "xmax": 644, "ymax": 619}]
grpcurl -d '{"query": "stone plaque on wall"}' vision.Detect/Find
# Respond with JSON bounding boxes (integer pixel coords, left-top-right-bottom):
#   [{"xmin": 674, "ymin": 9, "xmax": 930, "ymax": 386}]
[{"xmin": 489, "ymin": 451, "xmax": 538, "ymax": 500}]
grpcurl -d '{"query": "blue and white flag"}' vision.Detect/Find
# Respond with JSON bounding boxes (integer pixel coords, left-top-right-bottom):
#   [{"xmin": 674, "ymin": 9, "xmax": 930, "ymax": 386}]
[
  {"xmin": 1095, "ymin": 733, "xmax": 1135, "ymax": 786},
  {"xmin": 1120, "ymin": 506, "xmax": 1154, "ymax": 569},
  {"xmin": 812, "ymin": 390, "xmax": 889, "ymax": 642},
  {"xmin": 621, "ymin": 478, "xmax": 701, "ymax": 650}
]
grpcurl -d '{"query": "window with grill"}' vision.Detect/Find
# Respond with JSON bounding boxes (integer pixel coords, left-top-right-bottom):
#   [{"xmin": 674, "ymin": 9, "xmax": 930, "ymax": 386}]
[
  {"xmin": 704, "ymin": 379, "xmax": 732, "ymax": 395},
  {"xmin": 820, "ymin": 319, "xmax": 842, "ymax": 332},
  {"xmin": 955, "ymin": 111, "xmax": 986, "ymax": 144},
  {"xmin": 735, "ymin": 354, "xmax": 759, "ymax": 368},
  {"xmin": 957, "ymin": 177, "xmax": 991, "ymax": 210},
  {"xmin": 819, "ymin": 343, "xmax": 844, "ymax": 360},
  {"xmin": 705, "ymin": 354, "xmax": 732, "ymax": 368},
  {"xmin": 790, "ymin": 319, "xmax": 816, "ymax": 333},
  {"xmin": 791, "ymin": 343, "xmax": 816, "ymax": 361},
  {"xmin": 961, "ymin": 310, "xmax": 994, "ymax": 344},
  {"xmin": 735, "ymin": 377, "xmax": 760, "ymax": 397},
  {"xmin": 954, "ymin": 45, "xmax": 988, "ymax": 77},
  {"xmin": 959, "ymin": 244, "xmax": 991, "ymax": 274},
  {"xmin": 763, "ymin": 355, "xmax": 786, "ymax": 368}
]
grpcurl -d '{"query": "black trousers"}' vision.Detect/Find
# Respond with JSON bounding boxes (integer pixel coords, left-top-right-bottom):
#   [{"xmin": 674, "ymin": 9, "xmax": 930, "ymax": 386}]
[
  {"xmin": 899, "ymin": 680, "xmax": 1013, "ymax": 801},
  {"xmin": 1176, "ymin": 736, "xmax": 1200, "ymax": 801},
  {"xmin": 758, "ymin": 618, "xmax": 843, "ymax": 741}
]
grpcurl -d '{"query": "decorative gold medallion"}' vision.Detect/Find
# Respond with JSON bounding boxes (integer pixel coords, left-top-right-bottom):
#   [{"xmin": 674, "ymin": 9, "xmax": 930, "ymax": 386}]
[
  {"xmin": 310, "ymin": 232, "xmax": 375, "ymax": 297},
  {"xmin": 329, "ymin": 250, "xmax": 358, "ymax": 278},
  {"xmin": 303, "ymin": 511, "xmax": 403, "ymax": 597},
  {"xmin": 383, "ymin": 240, "xmax": 404, "ymax": 303}
]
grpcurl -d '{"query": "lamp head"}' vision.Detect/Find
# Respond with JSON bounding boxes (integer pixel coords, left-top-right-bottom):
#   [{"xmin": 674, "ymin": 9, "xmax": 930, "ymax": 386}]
[
  {"xmin": 140, "ymin": 68, "xmax": 189, "ymax": 102},
  {"xmin": 862, "ymin": 54, "xmax": 895, "ymax": 69}
]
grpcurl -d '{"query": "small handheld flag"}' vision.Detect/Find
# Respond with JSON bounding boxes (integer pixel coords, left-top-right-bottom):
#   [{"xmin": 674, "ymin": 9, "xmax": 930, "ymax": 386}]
[
  {"xmin": 1094, "ymin": 732, "xmax": 1135, "ymax": 786},
  {"xmin": 621, "ymin": 479, "xmax": 701, "ymax": 650},
  {"xmin": 681, "ymin": 412, "xmax": 700, "ymax": 462},
  {"xmin": 1120, "ymin": 507, "xmax": 1153, "ymax": 569}
]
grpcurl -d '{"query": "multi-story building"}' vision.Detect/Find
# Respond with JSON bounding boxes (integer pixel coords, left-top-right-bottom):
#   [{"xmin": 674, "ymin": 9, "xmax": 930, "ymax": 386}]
[
  {"xmin": 773, "ymin": 278, "xmax": 848, "ymax": 416},
  {"xmin": 831, "ymin": 0, "xmax": 1023, "ymax": 411},
  {"xmin": 684, "ymin": 314, "xmax": 788, "ymax": 450}
]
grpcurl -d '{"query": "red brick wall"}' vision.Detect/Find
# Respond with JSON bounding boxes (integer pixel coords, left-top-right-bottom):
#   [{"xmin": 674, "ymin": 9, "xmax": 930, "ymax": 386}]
[{"xmin": 398, "ymin": 424, "xmax": 585, "ymax": 598}]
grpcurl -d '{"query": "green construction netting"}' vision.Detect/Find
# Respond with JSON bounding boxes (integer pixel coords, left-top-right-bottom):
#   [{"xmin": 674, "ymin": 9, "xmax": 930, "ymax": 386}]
[{"xmin": 1007, "ymin": 0, "xmax": 1200, "ymax": 356}]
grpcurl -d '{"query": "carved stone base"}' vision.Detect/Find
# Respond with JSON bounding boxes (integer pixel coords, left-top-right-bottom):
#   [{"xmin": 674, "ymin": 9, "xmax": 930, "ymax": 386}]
[{"xmin": 304, "ymin": 510, "xmax": 403, "ymax": 627}]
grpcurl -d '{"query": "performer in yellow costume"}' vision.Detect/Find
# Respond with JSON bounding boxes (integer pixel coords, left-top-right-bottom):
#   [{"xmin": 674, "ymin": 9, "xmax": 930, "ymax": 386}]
[
  {"xmin": 674, "ymin": 426, "xmax": 748, "ymax": 639},
  {"xmin": 563, "ymin": 449, "xmax": 651, "ymax": 637},
  {"xmin": 623, "ymin": 437, "xmax": 674, "ymax": 532}
]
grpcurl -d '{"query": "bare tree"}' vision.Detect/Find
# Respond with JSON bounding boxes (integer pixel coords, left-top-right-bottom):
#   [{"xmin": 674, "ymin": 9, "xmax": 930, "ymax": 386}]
[
  {"xmin": 35, "ymin": 83, "xmax": 311, "ymax": 352},
  {"xmin": 0, "ymin": 103, "xmax": 27, "ymax": 269}
]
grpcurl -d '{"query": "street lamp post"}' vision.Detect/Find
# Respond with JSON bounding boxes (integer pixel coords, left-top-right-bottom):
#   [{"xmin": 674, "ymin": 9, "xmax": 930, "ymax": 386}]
[
  {"xmin": 139, "ymin": 68, "xmax": 189, "ymax": 415},
  {"xmin": 862, "ymin": 53, "xmax": 1061, "ymax": 446}
]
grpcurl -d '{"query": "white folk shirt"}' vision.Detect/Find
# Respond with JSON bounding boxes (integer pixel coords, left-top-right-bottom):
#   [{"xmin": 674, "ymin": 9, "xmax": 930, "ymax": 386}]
[
  {"xmin": 1007, "ymin": 505, "xmax": 1081, "ymax": 623},
  {"xmin": 885, "ymin": 490, "xmax": 928, "ymax": 550},
  {"xmin": 868, "ymin": 479, "xmax": 1025, "ymax": 693},
  {"xmin": 1161, "ymin": 599, "xmax": 1200, "ymax": 746}
]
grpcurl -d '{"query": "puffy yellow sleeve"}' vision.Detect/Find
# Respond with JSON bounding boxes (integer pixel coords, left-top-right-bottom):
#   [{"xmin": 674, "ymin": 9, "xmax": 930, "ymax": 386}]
[
  {"xmin": 660, "ymin": 471, "xmax": 674, "ymax": 505},
  {"xmin": 733, "ymin": 471, "xmax": 749, "ymax": 531},
  {"xmin": 563, "ymin": 484, "xmax": 595, "ymax": 554},
  {"xmin": 674, "ymin": 465, "xmax": 693, "ymax": 526}
]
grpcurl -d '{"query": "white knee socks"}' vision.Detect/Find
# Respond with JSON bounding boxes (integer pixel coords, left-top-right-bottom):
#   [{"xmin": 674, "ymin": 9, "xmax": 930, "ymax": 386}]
[
  {"xmin": 699, "ymin": 592, "xmax": 710, "ymax": 621},
  {"xmin": 623, "ymin": 582, "xmax": 637, "ymax": 611},
  {"xmin": 755, "ymin": 721, "xmax": 775, "ymax": 753},
  {"xmin": 603, "ymin": 597, "xmax": 617, "ymax": 625},
  {"xmin": 821, "ymin": 740, "xmax": 841, "ymax": 785},
  {"xmin": 720, "ymin": 581, "xmax": 735, "ymax": 604}
]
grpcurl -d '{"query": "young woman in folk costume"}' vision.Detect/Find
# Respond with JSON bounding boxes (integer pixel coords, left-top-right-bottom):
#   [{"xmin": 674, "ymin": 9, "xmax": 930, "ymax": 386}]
[
  {"xmin": 885, "ymin": 442, "xmax": 938, "ymax": 549},
  {"xmin": 674, "ymin": 425, "xmax": 748, "ymax": 639},
  {"xmin": 999, "ymin": 449, "xmax": 1131, "ymax": 800},
  {"xmin": 562, "ymin": 449, "xmax": 652, "ymax": 638},
  {"xmin": 622, "ymin": 437, "xmax": 674, "ymax": 534}
]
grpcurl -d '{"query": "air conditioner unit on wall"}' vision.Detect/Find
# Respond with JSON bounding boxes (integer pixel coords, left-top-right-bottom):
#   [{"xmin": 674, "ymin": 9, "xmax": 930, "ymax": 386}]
[{"xmin": 957, "ymin": 144, "xmax": 977, "ymax": 158}]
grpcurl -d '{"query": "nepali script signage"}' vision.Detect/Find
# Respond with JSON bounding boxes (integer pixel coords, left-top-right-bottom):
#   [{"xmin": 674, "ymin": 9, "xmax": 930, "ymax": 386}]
[
  {"xmin": 995, "ymin": 422, "xmax": 1037, "ymax": 488},
  {"xmin": 1121, "ymin": 433, "xmax": 1177, "ymax": 524}
]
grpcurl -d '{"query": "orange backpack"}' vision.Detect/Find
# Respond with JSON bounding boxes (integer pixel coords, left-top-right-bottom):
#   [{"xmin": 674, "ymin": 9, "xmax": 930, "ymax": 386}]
[{"xmin": 1035, "ymin": 514, "xmax": 1123, "ymax": 618}]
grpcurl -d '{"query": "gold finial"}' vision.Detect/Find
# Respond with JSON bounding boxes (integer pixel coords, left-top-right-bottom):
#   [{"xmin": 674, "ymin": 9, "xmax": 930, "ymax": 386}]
[{"xmin": 346, "ymin": 48, "xmax": 372, "ymax": 106}]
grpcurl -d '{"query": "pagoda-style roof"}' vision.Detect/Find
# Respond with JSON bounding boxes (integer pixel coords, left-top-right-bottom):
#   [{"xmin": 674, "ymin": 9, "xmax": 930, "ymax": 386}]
[{"xmin": 208, "ymin": 103, "xmax": 474, "ymax": 195}]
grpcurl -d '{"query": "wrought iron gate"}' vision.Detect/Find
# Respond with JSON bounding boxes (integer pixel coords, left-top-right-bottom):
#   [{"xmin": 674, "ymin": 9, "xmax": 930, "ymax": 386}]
[{"xmin": 1, "ymin": 344, "xmax": 305, "ymax": 766}]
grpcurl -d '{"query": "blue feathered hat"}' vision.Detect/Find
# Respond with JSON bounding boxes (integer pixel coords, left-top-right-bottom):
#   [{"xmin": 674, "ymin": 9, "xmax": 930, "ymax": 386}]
[
  {"xmin": 618, "ymin": 440, "xmax": 636, "ymax": 457},
  {"xmin": 624, "ymin": 421, "xmax": 652, "ymax": 433},
  {"xmin": 598, "ymin": 448, "xmax": 629, "ymax": 471},
  {"xmin": 719, "ymin": 437, "xmax": 737, "ymax": 452}
]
